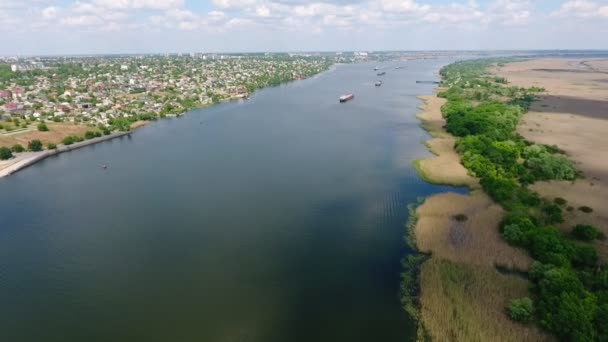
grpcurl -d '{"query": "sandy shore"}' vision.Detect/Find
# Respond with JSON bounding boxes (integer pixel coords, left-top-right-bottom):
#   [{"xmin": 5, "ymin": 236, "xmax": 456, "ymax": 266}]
[
  {"xmin": 412, "ymin": 92, "xmax": 546, "ymax": 341},
  {"xmin": 494, "ymin": 58, "xmax": 608, "ymax": 257},
  {"xmin": 0, "ymin": 131, "xmax": 131, "ymax": 178}
]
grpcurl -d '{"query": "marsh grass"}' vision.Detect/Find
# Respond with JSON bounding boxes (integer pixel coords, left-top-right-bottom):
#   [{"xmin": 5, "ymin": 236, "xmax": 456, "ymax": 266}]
[
  {"xmin": 419, "ymin": 258, "xmax": 551, "ymax": 342},
  {"xmin": 415, "ymin": 192, "xmax": 532, "ymax": 271}
]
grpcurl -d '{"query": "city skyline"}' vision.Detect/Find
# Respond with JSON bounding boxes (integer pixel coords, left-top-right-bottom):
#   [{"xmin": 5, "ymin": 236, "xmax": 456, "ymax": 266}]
[{"xmin": 1, "ymin": 0, "xmax": 608, "ymax": 55}]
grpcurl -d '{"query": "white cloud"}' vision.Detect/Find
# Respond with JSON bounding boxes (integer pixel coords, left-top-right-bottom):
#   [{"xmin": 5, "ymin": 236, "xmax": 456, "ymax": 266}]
[
  {"xmin": 41, "ymin": 6, "xmax": 59, "ymax": 20},
  {"xmin": 213, "ymin": 0, "xmax": 258, "ymax": 10},
  {"xmin": 208, "ymin": 10, "xmax": 226, "ymax": 21},
  {"xmin": 92, "ymin": 0, "xmax": 185, "ymax": 10},
  {"xmin": 61, "ymin": 15, "xmax": 103, "ymax": 26},
  {"xmin": 552, "ymin": 0, "xmax": 608, "ymax": 18}
]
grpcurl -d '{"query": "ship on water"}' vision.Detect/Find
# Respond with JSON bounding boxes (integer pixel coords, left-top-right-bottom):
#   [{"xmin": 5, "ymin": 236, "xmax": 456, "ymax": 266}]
[
  {"xmin": 375, "ymin": 81, "xmax": 382, "ymax": 87},
  {"xmin": 339, "ymin": 94, "xmax": 354, "ymax": 103},
  {"xmin": 377, "ymin": 71, "xmax": 386, "ymax": 76}
]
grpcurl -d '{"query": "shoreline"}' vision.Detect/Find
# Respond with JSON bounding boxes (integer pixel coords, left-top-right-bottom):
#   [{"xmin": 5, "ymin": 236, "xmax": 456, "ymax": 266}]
[{"xmin": 0, "ymin": 131, "xmax": 131, "ymax": 178}]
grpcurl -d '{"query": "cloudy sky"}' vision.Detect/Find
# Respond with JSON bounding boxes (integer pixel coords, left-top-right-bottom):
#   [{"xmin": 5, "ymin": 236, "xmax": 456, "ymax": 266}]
[{"xmin": 1, "ymin": 0, "xmax": 607, "ymax": 55}]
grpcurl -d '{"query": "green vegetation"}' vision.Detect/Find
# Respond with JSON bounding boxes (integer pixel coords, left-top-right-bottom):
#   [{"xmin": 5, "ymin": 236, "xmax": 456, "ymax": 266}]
[
  {"xmin": 400, "ymin": 202, "xmax": 427, "ymax": 322},
  {"xmin": 0, "ymin": 146, "xmax": 13, "ymax": 160},
  {"xmin": 507, "ymin": 297, "xmax": 534, "ymax": 323},
  {"xmin": 62, "ymin": 136, "xmax": 77, "ymax": 145},
  {"xmin": 11, "ymin": 144, "xmax": 24, "ymax": 153},
  {"xmin": 437, "ymin": 59, "xmax": 604, "ymax": 341},
  {"xmin": 84, "ymin": 131, "xmax": 96, "ymax": 139},
  {"xmin": 572, "ymin": 225, "xmax": 604, "ymax": 242},
  {"xmin": 579, "ymin": 206, "xmax": 594, "ymax": 213},
  {"xmin": 37, "ymin": 122, "xmax": 49, "ymax": 131},
  {"xmin": 28, "ymin": 140, "xmax": 43, "ymax": 152},
  {"xmin": 47, "ymin": 143, "xmax": 57, "ymax": 150}
]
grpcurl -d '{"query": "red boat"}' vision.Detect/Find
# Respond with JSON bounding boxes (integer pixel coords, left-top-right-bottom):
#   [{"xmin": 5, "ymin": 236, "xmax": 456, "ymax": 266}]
[{"xmin": 339, "ymin": 94, "xmax": 354, "ymax": 103}]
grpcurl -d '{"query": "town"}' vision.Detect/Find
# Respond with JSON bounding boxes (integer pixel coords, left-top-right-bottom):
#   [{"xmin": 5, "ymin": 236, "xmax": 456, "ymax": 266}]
[{"xmin": 0, "ymin": 54, "xmax": 337, "ymax": 147}]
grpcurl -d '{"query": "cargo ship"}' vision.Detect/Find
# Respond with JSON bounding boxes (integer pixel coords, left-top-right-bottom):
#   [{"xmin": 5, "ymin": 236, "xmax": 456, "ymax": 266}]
[
  {"xmin": 377, "ymin": 71, "xmax": 386, "ymax": 76},
  {"xmin": 339, "ymin": 94, "xmax": 354, "ymax": 103},
  {"xmin": 375, "ymin": 81, "xmax": 382, "ymax": 87}
]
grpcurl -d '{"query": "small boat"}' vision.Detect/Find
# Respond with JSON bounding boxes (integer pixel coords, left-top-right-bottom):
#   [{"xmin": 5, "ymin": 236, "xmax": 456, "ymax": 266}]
[
  {"xmin": 375, "ymin": 81, "xmax": 382, "ymax": 87},
  {"xmin": 101, "ymin": 165, "xmax": 108, "ymax": 169},
  {"xmin": 339, "ymin": 94, "xmax": 354, "ymax": 103},
  {"xmin": 377, "ymin": 71, "xmax": 386, "ymax": 76},
  {"xmin": 374, "ymin": 67, "xmax": 379, "ymax": 71}
]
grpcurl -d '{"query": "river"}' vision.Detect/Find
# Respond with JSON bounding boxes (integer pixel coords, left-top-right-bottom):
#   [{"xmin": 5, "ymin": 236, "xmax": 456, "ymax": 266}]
[{"xmin": 0, "ymin": 59, "xmax": 463, "ymax": 341}]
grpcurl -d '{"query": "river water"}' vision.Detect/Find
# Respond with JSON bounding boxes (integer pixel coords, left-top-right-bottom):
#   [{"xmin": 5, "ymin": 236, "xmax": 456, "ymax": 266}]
[{"xmin": 0, "ymin": 59, "xmax": 462, "ymax": 341}]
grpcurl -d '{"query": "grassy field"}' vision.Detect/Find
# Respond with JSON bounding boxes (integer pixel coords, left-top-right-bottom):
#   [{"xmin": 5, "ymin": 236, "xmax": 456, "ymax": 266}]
[{"xmin": 0, "ymin": 123, "xmax": 95, "ymax": 148}]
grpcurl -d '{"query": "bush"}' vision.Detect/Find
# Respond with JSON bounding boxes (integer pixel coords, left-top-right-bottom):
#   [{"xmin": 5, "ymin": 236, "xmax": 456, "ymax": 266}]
[
  {"xmin": 94, "ymin": 131, "xmax": 102, "ymax": 138},
  {"xmin": 572, "ymin": 225, "xmax": 603, "ymax": 241},
  {"xmin": 572, "ymin": 245, "xmax": 598, "ymax": 268},
  {"xmin": 37, "ymin": 122, "xmax": 49, "ymax": 131},
  {"xmin": 507, "ymin": 297, "xmax": 534, "ymax": 322},
  {"xmin": 453, "ymin": 214, "xmax": 468, "ymax": 222},
  {"xmin": 84, "ymin": 131, "xmax": 96, "ymax": 139},
  {"xmin": 542, "ymin": 204, "xmax": 564, "ymax": 224},
  {"xmin": 28, "ymin": 140, "xmax": 43, "ymax": 151},
  {"xmin": 0, "ymin": 146, "xmax": 13, "ymax": 160},
  {"xmin": 579, "ymin": 206, "xmax": 594, "ymax": 213},
  {"xmin": 103, "ymin": 128, "xmax": 111, "ymax": 135},
  {"xmin": 62, "ymin": 136, "xmax": 75, "ymax": 145},
  {"xmin": 11, "ymin": 144, "xmax": 24, "ymax": 153},
  {"xmin": 554, "ymin": 197, "xmax": 567, "ymax": 206},
  {"xmin": 524, "ymin": 152, "xmax": 577, "ymax": 181},
  {"xmin": 46, "ymin": 143, "xmax": 57, "ymax": 150}
]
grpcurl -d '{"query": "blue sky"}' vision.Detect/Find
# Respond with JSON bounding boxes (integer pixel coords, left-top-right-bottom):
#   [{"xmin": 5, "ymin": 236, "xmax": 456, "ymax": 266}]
[{"xmin": 1, "ymin": 0, "xmax": 607, "ymax": 55}]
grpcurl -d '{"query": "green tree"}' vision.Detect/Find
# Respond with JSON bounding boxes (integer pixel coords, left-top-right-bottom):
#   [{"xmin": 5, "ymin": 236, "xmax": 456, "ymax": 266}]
[
  {"xmin": 572, "ymin": 225, "xmax": 604, "ymax": 241},
  {"xmin": 37, "ymin": 122, "xmax": 49, "ymax": 131},
  {"xmin": 62, "ymin": 136, "xmax": 75, "ymax": 145},
  {"xmin": 84, "ymin": 131, "xmax": 96, "ymax": 139},
  {"xmin": 10, "ymin": 144, "xmax": 24, "ymax": 153},
  {"xmin": 507, "ymin": 297, "xmax": 534, "ymax": 322},
  {"xmin": 0, "ymin": 146, "xmax": 13, "ymax": 160},
  {"xmin": 28, "ymin": 139, "xmax": 43, "ymax": 151}
]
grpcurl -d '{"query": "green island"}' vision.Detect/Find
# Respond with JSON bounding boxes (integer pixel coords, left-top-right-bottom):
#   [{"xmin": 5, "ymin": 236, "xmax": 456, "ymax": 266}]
[{"xmin": 406, "ymin": 59, "xmax": 605, "ymax": 341}]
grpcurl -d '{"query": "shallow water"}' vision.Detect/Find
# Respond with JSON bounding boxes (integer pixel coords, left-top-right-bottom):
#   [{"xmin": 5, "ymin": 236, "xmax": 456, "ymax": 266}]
[{"xmin": 0, "ymin": 59, "xmax": 464, "ymax": 341}]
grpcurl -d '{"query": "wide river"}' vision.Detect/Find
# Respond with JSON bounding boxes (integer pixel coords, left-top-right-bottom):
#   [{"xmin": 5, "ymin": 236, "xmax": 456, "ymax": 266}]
[{"xmin": 0, "ymin": 59, "xmax": 462, "ymax": 341}]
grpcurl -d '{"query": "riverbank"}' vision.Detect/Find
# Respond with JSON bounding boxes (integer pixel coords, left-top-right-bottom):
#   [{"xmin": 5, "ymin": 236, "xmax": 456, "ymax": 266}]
[
  {"xmin": 410, "ymin": 89, "xmax": 548, "ymax": 340},
  {"xmin": 0, "ymin": 131, "xmax": 131, "ymax": 178}
]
